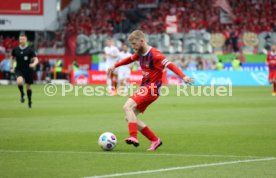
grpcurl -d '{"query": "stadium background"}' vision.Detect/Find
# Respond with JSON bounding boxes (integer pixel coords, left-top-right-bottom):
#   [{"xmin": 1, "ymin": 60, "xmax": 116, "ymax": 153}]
[
  {"xmin": 0, "ymin": 0, "xmax": 275, "ymax": 86},
  {"xmin": 1, "ymin": 1, "xmax": 276, "ymax": 178}
]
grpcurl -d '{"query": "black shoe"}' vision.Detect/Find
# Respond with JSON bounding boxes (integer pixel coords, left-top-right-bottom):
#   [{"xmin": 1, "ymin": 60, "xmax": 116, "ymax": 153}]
[
  {"xmin": 125, "ymin": 137, "xmax": 140, "ymax": 147},
  {"xmin": 21, "ymin": 95, "xmax": 25, "ymax": 103},
  {"xmin": 28, "ymin": 101, "xmax": 32, "ymax": 108}
]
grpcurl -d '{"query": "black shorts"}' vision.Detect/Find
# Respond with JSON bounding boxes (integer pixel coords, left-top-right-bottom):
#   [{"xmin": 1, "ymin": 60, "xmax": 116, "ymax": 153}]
[{"xmin": 15, "ymin": 69, "xmax": 34, "ymax": 84}]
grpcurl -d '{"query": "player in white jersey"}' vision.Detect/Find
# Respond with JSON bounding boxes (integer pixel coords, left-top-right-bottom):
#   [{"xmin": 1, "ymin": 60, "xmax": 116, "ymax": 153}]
[
  {"xmin": 118, "ymin": 44, "xmax": 132, "ymax": 93},
  {"xmin": 104, "ymin": 39, "xmax": 119, "ymax": 94}
]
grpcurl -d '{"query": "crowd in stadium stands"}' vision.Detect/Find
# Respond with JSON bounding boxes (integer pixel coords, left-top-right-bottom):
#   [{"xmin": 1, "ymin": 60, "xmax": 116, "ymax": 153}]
[
  {"xmin": 0, "ymin": 36, "xmax": 19, "ymax": 54},
  {"xmin": 140, "ymin": 0, "xmax": 276, "ymax": 34},
  {"xmin": 3, "ymin": 0, "xmax": 275, "ymax": 53},
  {"xmin": 36, "ymin": 31, "xmax": 63, "ymax": 50},
  {"xmin": 55, "ymin": 0, "xmax": 275, "ymax": 42},
  {"xmin": 65, "ymin": 0, "xmax": 136, "ymax": 36}
]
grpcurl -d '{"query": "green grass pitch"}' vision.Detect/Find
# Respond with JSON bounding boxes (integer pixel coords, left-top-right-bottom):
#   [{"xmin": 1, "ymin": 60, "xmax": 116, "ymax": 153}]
[{"xmin": 0, "ymin": 85, "xmax": 276, "ymax": 178}]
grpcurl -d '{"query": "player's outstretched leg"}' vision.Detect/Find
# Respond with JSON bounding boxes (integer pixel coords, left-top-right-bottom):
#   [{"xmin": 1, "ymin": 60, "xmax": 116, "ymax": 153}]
[
  {"xmin": 273, "ymin": 82, "xmax": 276, "ymax": 96},
  {"xmin": 123, "ymin": 98, "xmax": 139, "ymax": 147},
  {"xmin": 16, "ymin": 76, "xmax": 25, "ymax": 103},
  {"xmin": 26, "ymin": 84, "xmax": 32, "ymax": 108},
  {"xmin": 137, "ymin": 120, "xmax": 162, "ymax": 151}
]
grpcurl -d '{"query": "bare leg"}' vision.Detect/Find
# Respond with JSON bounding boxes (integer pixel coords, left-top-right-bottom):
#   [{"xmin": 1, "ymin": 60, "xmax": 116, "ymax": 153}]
[
  {"xmin": 133, "ymin": 110, "xmax": 147, "ymax": 131},
  {"xmin": 123, "ymin": 98, "xmax": 140, "ymax": 146},
  {"xmin": 123, "ymin": 98, "xmax": 138, "ymax": 123},
  {"xmin": 16, "ymin": 76, "xmax": 24, "ymax": 85},
  {"xmin": 123, "ymin": 100, "xmax": 162, "ymax": 150}
]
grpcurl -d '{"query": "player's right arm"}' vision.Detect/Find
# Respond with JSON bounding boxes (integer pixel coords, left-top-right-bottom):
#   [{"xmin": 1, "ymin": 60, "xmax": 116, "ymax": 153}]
[{"xmin": 107, "ymin": 54, "xmax": 138, "ymax": 75}]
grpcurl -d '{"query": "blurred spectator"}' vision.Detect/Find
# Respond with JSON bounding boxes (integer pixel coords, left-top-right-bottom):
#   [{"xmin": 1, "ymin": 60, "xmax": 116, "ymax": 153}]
[
  {"xmin": 231, "ymin": 58, "xmax": 242, "ymax": 70},
  {"xmin": 55, "ymin": 59, "xmax": 63, "ymax": 79},
  {"xmin": 236, "ymin": 50, "xmax": 246, "ymax": 63},
  {"xmin": 72, "ymin": 59, "xmax": 79, "ymax": 71},
  {"xmin": 0, "ymin": 36, "xmax": 6, "ymax": 54},
  {"xmin": 223, "ymin": 26, "xmax": 231, "ymax": 53},
  {"xmin": 230, "ymin": 25, "xmax": 240, "ymax": 53},
  {"xmin": 36, "ymin": 62, "xmax": 43, "ymax": 83},
  {"xmin": 0, "ymin": 36, "xmax": 19, "ymax": 52},
  {"xmin": 43, "ymin": 59, "xmax": 51, "ymax": 83},
  {"xmin": 195, "ymin": 56, "xmax": 205, "ymax": 70},
  {"xmin": 216, "ymin": 59, "xmax": 224, "ymax": 70},
  {"xmin": 0, "ymin": 52, "xmax": 12, "ymax": 80}
]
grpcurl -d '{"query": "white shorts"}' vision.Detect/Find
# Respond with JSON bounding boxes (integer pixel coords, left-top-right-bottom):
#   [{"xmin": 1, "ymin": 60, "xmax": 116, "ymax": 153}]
[{"xmin": 118, "ymin": 68, "xmax": 131, "ymax": 81}]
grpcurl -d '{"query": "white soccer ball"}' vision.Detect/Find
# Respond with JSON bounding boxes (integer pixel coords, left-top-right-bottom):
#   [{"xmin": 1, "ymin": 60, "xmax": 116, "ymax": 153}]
[{"xmin": 98, "ymin": 132, "xmax": 117, "ymax": 151}]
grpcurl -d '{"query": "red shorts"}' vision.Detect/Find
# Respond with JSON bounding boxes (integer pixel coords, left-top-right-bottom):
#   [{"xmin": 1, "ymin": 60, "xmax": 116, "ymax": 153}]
[
  {"xmin": 268, "ymin": 71, "xmax": 276, "ymax": 83},
  {"xmin": 130, "ymin": 86, "xmax": 159, "ymax": 113}
]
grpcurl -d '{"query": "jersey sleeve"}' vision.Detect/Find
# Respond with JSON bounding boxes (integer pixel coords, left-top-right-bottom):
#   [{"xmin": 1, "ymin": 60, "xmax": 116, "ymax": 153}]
[
  {"xmin": 30, "ymin": 48, "xmax": 36, "ymax": 58},
  {"xmin": 114, "ymin": 53, "xmax": 138, "ymax": 68},
  {"xmin": 154, "ymin": 52, "xmax": 171, "ymax": 70},
  {"xmin": 167, "ymin": 63, "xmax": 185, "ymax": 78},
  {"xmin": 131, "ymin": 53, "xmax": 139, "ymax": 61}
]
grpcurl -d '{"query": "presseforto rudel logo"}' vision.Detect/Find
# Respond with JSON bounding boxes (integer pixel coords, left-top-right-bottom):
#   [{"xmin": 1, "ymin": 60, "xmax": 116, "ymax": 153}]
[{"xmin": 44, "ymin": 83, "xmax": 232, "ymax": 97}]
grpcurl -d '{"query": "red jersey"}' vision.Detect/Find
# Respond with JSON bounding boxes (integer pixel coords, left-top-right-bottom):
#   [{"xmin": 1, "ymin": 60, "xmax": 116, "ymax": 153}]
[
  {"xmin": 114, "ymin": 46, "xmax": 185, "ymax": 112},
  {"xmin": 131, "ymin": 47, "xmax": 170, "ymax": 87},
  {"xmin": 267, "ymin": 51, "xmax": 276, "ymax": 71}
]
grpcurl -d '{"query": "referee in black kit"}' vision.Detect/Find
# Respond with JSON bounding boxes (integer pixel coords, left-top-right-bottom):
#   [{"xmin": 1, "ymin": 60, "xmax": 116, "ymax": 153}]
[{"xmin": 11, "ymin": 34, "xmax": 38, "ymax": 108}]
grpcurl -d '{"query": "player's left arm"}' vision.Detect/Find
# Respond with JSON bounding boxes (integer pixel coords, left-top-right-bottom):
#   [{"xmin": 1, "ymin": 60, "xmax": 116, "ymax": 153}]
[
  {"xmin": 157, "ymin": 53, "xmax": 193, "ymax": 84},
  {"xmin": 29, "ymin": 57, "xmax": 39, "ymax": 68},
  {"xmin": 166, "ymin": 62, "xmax": 194, "ymax": 84},
  {"xmin": 29, "ymin": 49, "xmax": 39, "ymax": 68}
]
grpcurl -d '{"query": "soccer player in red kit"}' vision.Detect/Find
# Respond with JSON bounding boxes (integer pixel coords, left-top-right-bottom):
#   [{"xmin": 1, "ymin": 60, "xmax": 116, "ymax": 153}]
[
  {"xmin": 108, "ymin": 30, "xmax": 193, "ymax": 151},
  {"xmin": 266, "ymin": 44, "xmax": 276, "ymax": 96}
]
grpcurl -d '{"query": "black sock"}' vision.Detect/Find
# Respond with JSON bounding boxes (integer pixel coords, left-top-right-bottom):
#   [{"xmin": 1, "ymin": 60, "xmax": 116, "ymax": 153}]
[
  {"xmin": 27, "ymin": 89, "xmax": 32, "ymax": 103},
  {"xmin": 18, "ymin": 85, "xmax": 24, "ymax": 97}
]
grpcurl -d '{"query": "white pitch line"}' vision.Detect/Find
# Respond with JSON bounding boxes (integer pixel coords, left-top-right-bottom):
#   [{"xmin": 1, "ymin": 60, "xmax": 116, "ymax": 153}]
[
  {"xmin": 0, "ymin": 149, "xmax": 265, "ymax": 158},
  {"xmin": 84, "ymin": 157, "xmax": 276, "ymax": 178}
]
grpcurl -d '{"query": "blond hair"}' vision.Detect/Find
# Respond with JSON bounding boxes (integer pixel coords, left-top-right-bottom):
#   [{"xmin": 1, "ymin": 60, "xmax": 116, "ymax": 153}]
[{"xmin": 128, "ymin": 30, "xmax": 146, "ymax": 42}]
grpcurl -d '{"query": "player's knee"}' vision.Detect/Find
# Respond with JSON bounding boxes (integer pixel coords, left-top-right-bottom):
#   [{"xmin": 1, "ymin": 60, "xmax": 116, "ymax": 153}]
[
  {"xmin": 26, "ymin": 85, "xmax": 31, "ymax": 90},
  {"xmin": 124, "ymin": 115, "xmax": 129, "ymax": 122},
  {"xmin": 123, "ymin": 104, "xmax": 129, "ymax": 112},
  {"xmin": 123, "ymin": 103, "xmax": 133, "ymax": 112},
  {"xmin": 17, "ymin": 77, "xmax": 24, "ymax": 85}
]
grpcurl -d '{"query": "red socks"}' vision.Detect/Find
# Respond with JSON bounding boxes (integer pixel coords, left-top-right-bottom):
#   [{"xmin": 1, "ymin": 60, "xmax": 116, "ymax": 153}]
[
  {"xmin": 274, "ymin": 83, "xmax": 276, "ymax": 92},
  {"xmin": 128, "ymin": 122, "xmax": 138, "ymax": 138},
  {"xmin": 140, "ymin": 126, "xmax": 158, "ymax": 141},
  {"xmin": 128, "ymin": 123, "xmax": 158, "ymax": 141}
]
